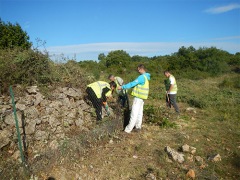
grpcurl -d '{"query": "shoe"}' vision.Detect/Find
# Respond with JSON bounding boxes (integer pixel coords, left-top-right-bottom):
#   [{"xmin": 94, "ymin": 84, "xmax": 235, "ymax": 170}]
[{"xmin": 121, "ymin": 130, "xmax": 131, "ymax": 135}]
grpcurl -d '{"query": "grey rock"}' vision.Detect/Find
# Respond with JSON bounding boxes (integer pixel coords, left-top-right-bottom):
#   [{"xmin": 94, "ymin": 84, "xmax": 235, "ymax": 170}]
[
  {"xmin": 0, "ymin": 129, "xmax": 12, "ymax": 149},
  {"xmin": 165, "ymin": 146, "xmax": 185, "ymax": 163},
  {"xmin": 25, "ymin": 120, "xmax": 37, "ymax": 135},
  {"xmin": 35, "ymin": 130, "xmax": 48, "ymax": 141},
  {"xmin": 26, "ymin": 86, "xmax": 38, "ymax": 94},
  {"xmin": 4, "ymin": 111, "xmax": 23, "ymax": 128},
  {"xmin": 24, "ymin": 106, "xmax": 39, "ymax": 119}
]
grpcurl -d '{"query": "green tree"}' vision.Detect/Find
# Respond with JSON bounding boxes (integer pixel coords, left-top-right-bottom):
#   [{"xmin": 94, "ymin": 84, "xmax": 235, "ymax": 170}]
[
  {"xmin": 195, "ymin": 47, "xmax": 230, "ymax": 75},
  {"xmin": 131, "ymin": 55, "xmax": 150, "ymax": 62},
  {"xmin": 105, "ymin": 50, "xmax": 131, "ymax": 67},
  {"xmin": 0, "ymin": 19, "xmax": 32, "ymax": 49},
  {"xmin": 98, "ymin": 53, "xmax": 107, "ymax": 67}
]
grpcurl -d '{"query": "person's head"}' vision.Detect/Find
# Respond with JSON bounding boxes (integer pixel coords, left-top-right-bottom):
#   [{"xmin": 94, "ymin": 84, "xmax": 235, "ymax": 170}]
[
  {"xmin": 109, "ymin": 81, "xmax": 117, "ymax": 91},
  {"xmin": 108, "ymin": 74, "xmax": 115, "ymax": 82},
  {"xmin": 137, "ymin": 64, "xmax": 146, "ymax": 74},
  {"xmin": 164, "ymin": 71, "xmax": 171, "ymax": 78}
]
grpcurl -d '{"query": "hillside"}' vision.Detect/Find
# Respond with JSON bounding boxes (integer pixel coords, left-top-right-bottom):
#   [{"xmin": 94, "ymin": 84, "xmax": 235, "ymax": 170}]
[{"xmin": 0, "ymin": 73, "xmax": 239, "ymax": 179}]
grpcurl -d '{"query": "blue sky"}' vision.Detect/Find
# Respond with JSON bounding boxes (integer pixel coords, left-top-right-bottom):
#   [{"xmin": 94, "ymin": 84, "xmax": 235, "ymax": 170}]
[{"xmin": 0, "ymin": 0, "xmax": 240, "ymax": 61}]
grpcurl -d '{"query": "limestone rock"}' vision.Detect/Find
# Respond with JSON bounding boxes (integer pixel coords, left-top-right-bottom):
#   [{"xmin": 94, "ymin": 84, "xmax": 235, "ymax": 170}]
[
  {"xmin": 186, "ymin": 107, "xmax": 197, "ymax": 113},
  {"xmin": 62, "ymin": 87, "xmax": 82, "ymax": 99},
  {"xmin": 75, "ymin": 118, "xmax": 84, "ymax": 127},
  {"xmin": 165, "ymin": 146, "xmax": 185, "ymax": 163},
  {"xmin": 25, "ymin": 120, "xmax": 37, "ymax": 135},
  {"xmin": 181, "ymin": 144, "xmax": 196, "ymax": 154},
  {"xmin": 35, "ymin": 130, "xmax": 48, "ymax": 141},
  {"xmin": 26, "ymin": 86, "xmax": 38, "ymax": 94},
  {"xmin": 0, "ymin": 129, "xmax": 12, "ymax": 149},
  {"xmin": 146, "ymin": 173, "xmax": 157, "ymax": 180},
  {"xmin": 195, "ymin": 156, "xmax": 204, "ymax": 163},
  {"xmin": 4, "ymin": 111, "xmax": 23, "ymax": 128},
  {"xmin": 208, "ymin": 154, "xmax": 221, "ymax": 162}
]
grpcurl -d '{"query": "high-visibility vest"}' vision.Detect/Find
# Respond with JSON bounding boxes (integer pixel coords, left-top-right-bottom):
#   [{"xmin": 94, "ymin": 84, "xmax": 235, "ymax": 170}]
[
  {"xmin": 114, "ymin": 77, "xmax": 121, "ymax": 94},
  {"xmin": 131, "ymin": 75, "xmax": 149, "ymax": 99},
  {"xmin": 170, "ymin": 75, "xmax": 178, "ymax": 93},
  {"xmin": 114, "ymin": 77, "xmax": 126, "ymax": 95},
  {"xmin": 87, "ymin": 81, "xmax": 111, "ymax": 98}
]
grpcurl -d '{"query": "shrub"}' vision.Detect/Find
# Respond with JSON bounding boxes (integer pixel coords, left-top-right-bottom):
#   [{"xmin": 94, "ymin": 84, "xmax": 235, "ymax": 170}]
[{"xmin": 219, "ymin": 77, "xmax": 240, "ymax": 89}]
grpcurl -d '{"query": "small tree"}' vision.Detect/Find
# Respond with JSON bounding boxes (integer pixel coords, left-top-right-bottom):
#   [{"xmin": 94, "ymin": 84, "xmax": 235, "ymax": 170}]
[
  {"xmin": 0, "ymin": 19, "xmax": 32, "ymax": 49},
  {"xmin": 105, "ymin": 50, "xmax": 131, "ymax": 68}
]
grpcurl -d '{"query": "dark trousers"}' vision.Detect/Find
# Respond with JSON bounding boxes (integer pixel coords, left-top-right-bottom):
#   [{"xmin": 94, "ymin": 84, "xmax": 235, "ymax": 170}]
[
  {"xmin": 86, "ymin": 87, "xmax": 102, "ymax": 121},
  {"xmin": 168, "ymin": 94, "xmax": 180, "ymax": 113},
  {"xmin": 118, "ymin": 94, "xmax": 127, "ymax": 108}
]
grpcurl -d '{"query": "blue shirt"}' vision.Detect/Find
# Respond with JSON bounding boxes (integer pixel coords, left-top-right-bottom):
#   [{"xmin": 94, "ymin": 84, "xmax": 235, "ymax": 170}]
[{"xmin": 122, "ymin": 73, "xmax": 151, "ymax": 90}]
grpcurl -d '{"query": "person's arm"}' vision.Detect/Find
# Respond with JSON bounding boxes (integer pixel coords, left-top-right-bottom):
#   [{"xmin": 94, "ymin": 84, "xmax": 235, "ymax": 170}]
[
  {"xmin": 168, "ymin": 84, "xmax": 174, "ymax": 94},
  {"xmin": 102, "ymin": 87, "xmax": 111, "ymax": 115},
  {"xmin": 102, "ymin": 87, "xmax": 111, "ymax": 102},
  {"xmin": 120, "ymin": 75, "xmax": 145, "ymax": 90}
]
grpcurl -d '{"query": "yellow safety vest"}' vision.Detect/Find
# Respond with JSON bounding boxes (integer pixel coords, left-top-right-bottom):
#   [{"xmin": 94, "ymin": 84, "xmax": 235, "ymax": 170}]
[
  {"xmin": 87, "ymin": 81, "xmax": 111, "ymax": 98},
  {"xmin": 131, "ymin": 75, "xmax": 149, "ymax": 99},
  {"xmin": 169, "ymin": 75, "xmax": 178, "ymax": 93}
]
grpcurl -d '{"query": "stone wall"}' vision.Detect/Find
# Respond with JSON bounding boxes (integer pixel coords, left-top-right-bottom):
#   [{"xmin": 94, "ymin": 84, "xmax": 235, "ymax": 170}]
[{"xmin": 0, "ymin": 86, "xmax": 95, "ymax": 159}]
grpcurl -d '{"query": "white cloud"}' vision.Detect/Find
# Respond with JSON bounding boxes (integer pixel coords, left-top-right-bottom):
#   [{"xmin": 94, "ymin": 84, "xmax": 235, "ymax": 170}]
[
  {"xmin": 205, "ymin": 3, "xmax": 240, "ymax": 14},
  {"xmin": 45, "ymin": 41, "xmax": 240, "ymax": 61}
]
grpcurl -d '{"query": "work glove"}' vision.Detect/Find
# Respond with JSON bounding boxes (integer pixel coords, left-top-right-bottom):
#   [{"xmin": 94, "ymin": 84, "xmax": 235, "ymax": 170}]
[{"xmin": 103, "ymin": 102, "xmax": 110, "ymax": 116}]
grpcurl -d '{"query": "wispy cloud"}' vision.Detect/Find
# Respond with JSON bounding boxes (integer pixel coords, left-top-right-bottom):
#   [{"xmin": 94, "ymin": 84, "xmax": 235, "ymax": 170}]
[
  {"xmin": 45, "ymin": 41, "xmax": 240, "ymax": 61},
  {"xmin": 205, "ymin": 3, "xmax": 240, "ymax": 14}
]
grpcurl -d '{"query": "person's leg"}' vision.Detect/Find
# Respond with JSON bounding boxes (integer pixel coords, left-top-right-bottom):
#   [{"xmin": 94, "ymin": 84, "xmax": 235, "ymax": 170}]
[
  {"xmin": 95, "ymin": 98, "xmax": 103, "ymax": 121},
  {"xmin": 124, "ymin": 97, "xmax": 141, "ymax": 133},
  {"xmin": 86, "ymin": 87, "xmax": 102, "ymax": 120},
  {"xmin": 135, "ymin": 99, "xmax": 144, "ymax": 129},
  {"xmin": 169, "ymin": 94, "xmax": 180, "ymax": 113}
]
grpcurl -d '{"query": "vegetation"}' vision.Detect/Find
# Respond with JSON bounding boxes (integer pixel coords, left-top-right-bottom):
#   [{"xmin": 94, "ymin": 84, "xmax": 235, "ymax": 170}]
[
  {"xmin": 0, "ymin": 19, "xmax": 239, "ymax": 179},
  {"xmin": 0, "ymin": 19, "xmax": 32, "ymax": 49}
]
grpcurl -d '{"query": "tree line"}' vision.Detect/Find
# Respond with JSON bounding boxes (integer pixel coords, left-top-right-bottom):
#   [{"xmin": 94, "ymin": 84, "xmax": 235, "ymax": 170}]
[{"xmin": 0, "ymin": 19, "xmax": 239, "ymax": 94}]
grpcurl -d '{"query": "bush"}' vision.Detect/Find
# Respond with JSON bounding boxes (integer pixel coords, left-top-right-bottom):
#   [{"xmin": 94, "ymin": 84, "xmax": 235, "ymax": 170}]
[
  {"xmin": 219, "ymin": 76, "xmax": 240, "ymax": 89},
  {"xmin": 144, "ymin": 105, "xmax": 176, "ymax": 128}
]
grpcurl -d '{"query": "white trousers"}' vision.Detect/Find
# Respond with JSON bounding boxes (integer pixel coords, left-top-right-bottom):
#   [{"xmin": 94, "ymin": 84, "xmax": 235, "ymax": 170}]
[{"xmin": 124, "ymin": 97, "xmax": 144, "ymax": 133}]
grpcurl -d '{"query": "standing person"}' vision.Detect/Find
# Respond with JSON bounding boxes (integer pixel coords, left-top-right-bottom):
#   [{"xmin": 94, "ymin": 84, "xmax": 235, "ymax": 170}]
[
  {"xmin": 86, "ymin": 81, "xmax": 117, "ymax": 121},
  {"xmin": 118, "ymin": 64, "xmax": 150, "ymax": 133},
  {"xmin": 108, "ymin": 74, "xmax": 127, "ymax": 107},
  {"xmin": 164, "ymin": 71, "xmax": 180, "ymax": 114}
]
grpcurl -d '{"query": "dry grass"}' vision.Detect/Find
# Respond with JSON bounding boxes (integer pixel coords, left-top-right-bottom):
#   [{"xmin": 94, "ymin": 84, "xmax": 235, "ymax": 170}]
[{"xmin": 1, "ymin": 73, "xmax": 239, "ymax": 179}]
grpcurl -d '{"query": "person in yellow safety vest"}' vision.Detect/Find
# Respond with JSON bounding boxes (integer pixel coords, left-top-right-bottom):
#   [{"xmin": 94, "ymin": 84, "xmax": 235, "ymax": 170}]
[
  {"xmin": 108, "ymin": 74, "xmax": 127, "ymax": 108},
  {"xmin": 164, "ymin": 70, "xmax": 180, "ymax": 114},
  {"xmin": 86, "ymin": 81, "xmax": 117, "ymax": 121},
  {"xmin": 118, "ymin": 64, "xmax": 150, "ymax": 133}
]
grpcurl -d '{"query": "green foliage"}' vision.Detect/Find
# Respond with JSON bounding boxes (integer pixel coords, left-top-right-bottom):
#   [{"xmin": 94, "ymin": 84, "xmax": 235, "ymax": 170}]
[
  {"xmin": 98, "ymin": 53, "xmax": 107, "ymax": 67},
  {"xmin": 187, "ymin": 97, "xmax": 207, "ymax": 108},
  {"xmin": 145, "ymin": 46, "xmax": 233, "ymax": 79},
  {"xmin": 0, "ymin": 19, "xmax": 32, "ymax": 49},
  {"xmin": 131, "ymin": 55, "xmax": 150, "ymax": 62},
  {"xmin": 78, "ymin": 60, "xmax": 101, "ymax": 80},
  {"xmin": 219, "ymin": 76, "xmax": 240, "ymax": 89},
  {"xmin": 105, "ymin": 50, "xmax": 131, "ymax": 68},
  {"xmin": 0, "ymin": 48, "xmax": 51, "ymax": 92},
  {"xmin": 144, "ymin": 105, "xmax": 176, "ymax": 128}
]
